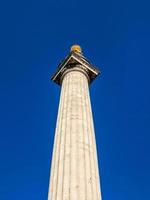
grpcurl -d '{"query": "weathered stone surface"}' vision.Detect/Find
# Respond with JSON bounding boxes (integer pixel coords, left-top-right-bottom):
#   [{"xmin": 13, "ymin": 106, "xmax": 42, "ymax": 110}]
[{"xmin": 48, "ymin": 69, "xmax": 102, "ymax": 200}]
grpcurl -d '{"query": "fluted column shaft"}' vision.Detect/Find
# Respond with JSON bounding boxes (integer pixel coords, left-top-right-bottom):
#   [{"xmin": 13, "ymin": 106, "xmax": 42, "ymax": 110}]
[{"xmin": 48, "ymin": 67, "xmax": 102, "ymax": 200}]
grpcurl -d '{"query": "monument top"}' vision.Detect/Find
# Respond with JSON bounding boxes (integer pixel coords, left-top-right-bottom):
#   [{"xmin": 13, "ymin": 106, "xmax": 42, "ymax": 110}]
[
  {"xmin": 51, "ymin": 45, "xmax": 100, "ymax": 85},
  {"xmin": 70, "ymin": 44, "xmax": 82, "ymax": 53}
]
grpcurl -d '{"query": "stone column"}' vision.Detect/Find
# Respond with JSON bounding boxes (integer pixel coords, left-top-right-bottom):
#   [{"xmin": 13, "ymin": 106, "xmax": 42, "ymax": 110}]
[{"xmin": 48, "ymin": 66, "xmax": 102, "ymax": 200}]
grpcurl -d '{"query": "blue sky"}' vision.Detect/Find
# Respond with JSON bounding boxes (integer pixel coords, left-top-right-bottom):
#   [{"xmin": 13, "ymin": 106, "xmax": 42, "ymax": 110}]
[{"xmin": 0, "ymin": 0, "xmax": 150, "ymax": 199}]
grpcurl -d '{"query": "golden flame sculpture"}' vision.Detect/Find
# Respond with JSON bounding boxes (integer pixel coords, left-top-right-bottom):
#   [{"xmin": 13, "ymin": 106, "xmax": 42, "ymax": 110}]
[{"xmin": 70, "ymin": 45, "xmax": 82, "ymax": 53}]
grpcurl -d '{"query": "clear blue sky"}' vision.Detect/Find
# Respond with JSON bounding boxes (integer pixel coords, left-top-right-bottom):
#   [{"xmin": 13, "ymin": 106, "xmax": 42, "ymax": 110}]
[{"xmin": 0, "ymin": 0, "xmax": 150, "ymax": 199}]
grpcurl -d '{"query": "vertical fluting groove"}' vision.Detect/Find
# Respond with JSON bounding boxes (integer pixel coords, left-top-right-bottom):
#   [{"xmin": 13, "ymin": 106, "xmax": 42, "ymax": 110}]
[
  {"xmin": 83, "ymin": 74, "xmax": 93, "ymax": 199},
  {"xmin": 55, "ymin": 74, "xmax": 68, "ymax": 200},
  {"xmin": 86, "ymin": 88, "xmax": 98, "ymax": 200},
  {"xmin": 80, "ymin": 74, "xmax": 86, "ymax": 200},
  {"xmin": 62, "ymin": 74, "xmax": 70, "ymax": 199},
  {"xmin": 87, "ymin": 88, "xmax": 102, "ymax": 200},
  {"xmin": 77, "ymin": 76, "xmax": 81, "ymax": 199},
  {"xmin": 70, "ymin": 72, "xmax": 78, "ymax": 200},
  {"xmin": 68, "ymin": 73, "xmax": 72, "ymax": 200},
  {"xmin": 77, "ymin": 74, "xmax": 80, "ymax": 200},
  {"xmin": 81, "ymin": 74, "xmax": 88, "ymax": 200},
  {"xmin": 70, "ymin": 73, "xmax": 73, "ymax": 200},
  {"xmin": 49, "ymin": 80, "xmax": 65, "ymax": 200},
  {"xmin": 69, "ymin": 73, "xmax": 73, "ymax": 200},
  {"xmin": 62, "ymin": 73, "xmax": 70, "ymax": 199},
  {"xmin": 76, "ymin": 73, "xmax": 79, "ymax": 200},
  {"xmin": 85, "ymin": 83, "xmax": 100, "ymax": 200}
]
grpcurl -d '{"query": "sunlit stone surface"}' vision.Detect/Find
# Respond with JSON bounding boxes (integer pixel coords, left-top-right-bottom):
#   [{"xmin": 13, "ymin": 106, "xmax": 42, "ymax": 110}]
[{"xmin": 48, "ymin": 47, "xmax": 102, "ymax": 200}]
